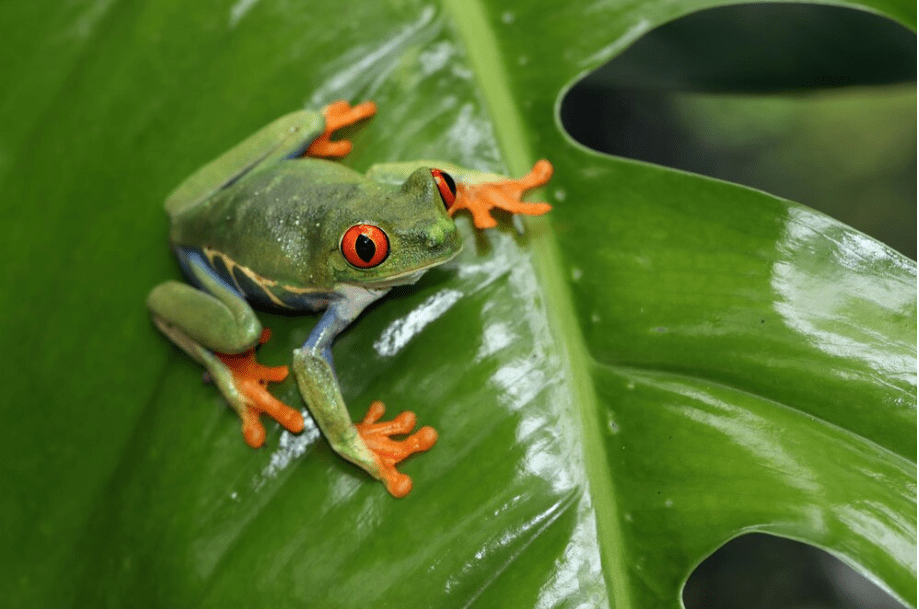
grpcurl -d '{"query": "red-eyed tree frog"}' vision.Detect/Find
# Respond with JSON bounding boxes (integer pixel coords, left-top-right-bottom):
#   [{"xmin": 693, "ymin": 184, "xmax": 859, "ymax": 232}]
[{"xmin": 148, "ymin": 101, "xmax": 553, "ymax": 497}]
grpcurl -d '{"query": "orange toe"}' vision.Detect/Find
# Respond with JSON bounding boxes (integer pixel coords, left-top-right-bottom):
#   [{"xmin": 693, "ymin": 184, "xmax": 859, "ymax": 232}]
[
  {"xmin": 354, "ymin": 401, "xmax": 438, "ymax": 498},
  {"xmin": 449, "ymin": 159, "xmax": 554, "ymax": 229},
  {"xmin": 242, "ymin": 410, "xmax": 267, "ymax": 448},
  {"xmin": 216, "ymin": 329, "xmax": 304, "ymax": 446},
  {"xmin": 385, "ymin": 472, "xmax": 413, "ymax": 499},
  {"xmin": 305, "ymin": 100, "xmax": 377, "ymax": 158}
]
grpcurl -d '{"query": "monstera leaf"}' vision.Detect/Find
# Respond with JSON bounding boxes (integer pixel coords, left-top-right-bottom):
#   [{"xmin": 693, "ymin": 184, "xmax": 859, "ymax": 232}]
[{"xmin": 0, "ymin": 0, "xmax": 914, "ymax": 608}]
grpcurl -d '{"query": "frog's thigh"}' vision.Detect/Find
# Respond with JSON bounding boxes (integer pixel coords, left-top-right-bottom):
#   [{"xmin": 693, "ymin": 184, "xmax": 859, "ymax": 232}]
[
  {"xmin": 148, "ymin": 280, "xmax": 262, "ymax": 355},
  {"xmin": 165, "ymin": 110, "xmax": 325, "ymax": 215}
]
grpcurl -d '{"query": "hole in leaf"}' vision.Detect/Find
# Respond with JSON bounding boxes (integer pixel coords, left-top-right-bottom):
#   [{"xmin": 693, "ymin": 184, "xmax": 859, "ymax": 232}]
[
  {"xmin": 682, "ymin": 533, "xmax": 907, "ymax": 609},
  {"xmin": 560, "ymin": 3, "xmax": 916, "ymax": 258}
]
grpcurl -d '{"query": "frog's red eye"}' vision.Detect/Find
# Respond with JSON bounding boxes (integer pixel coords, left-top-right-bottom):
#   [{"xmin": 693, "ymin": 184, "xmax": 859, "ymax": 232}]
[
  {"xmin": 341, "ymin": 224, "xmax": 389, "ymax": 268},
  {"xmin": 431, "ymin": 168, "xmax": 457, "ymax": 209}
]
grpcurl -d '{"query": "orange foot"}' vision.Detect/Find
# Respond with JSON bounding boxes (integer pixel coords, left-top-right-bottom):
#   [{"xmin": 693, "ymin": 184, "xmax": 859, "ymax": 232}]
[
  {"xmin": 215, "ymin": 329, "xmax": 305, "ymax": 448},
  {"xmin": 450, "ymin": 159, "xmax": 554, "ymax": 229},
  {"xmin": 304, "ymin": 100, "xmax": 377, "ymax": 158},
  {"xmin": 355, "ymin": 401, "xmax": 438, "ymax": 498}
]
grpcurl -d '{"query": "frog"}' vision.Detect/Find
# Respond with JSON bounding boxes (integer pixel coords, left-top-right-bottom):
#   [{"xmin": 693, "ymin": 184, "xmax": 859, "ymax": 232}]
[{"xmin": 148, "ymin": 100, "xmax": 553, "ymax": 497}]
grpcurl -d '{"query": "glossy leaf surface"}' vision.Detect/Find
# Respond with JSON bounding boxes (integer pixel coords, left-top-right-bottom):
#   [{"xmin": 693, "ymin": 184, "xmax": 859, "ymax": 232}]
[{"xmin": 0, "ymin": 0, "xmax": 914, "ymax": 608}]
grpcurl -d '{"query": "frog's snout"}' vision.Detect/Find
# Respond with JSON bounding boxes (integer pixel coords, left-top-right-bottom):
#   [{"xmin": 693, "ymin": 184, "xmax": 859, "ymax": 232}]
[
  {"xmin": 425, "ymin": 221, "xmax": 459, "ymax": 250},
  {"xmin": 426, "ymin": 226, "xmax": 445, "ymax": 248}
]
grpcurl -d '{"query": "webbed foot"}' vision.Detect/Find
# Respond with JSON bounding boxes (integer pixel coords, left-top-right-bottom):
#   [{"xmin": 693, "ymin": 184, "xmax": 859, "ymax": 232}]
[
  {"xmin": 450, "ymin": 159, "xmax": 554, "ymax": 229},
  {"xmin": 355, "ymin": 401, "xmax": 438, "ymax": 498},
  {"xmin": 215, "ymin": 329, "xmax": 305, "ymax": 448},
  {"xmin": 305, "ymin": 100, "xmax": 377, "ymax": 158}
]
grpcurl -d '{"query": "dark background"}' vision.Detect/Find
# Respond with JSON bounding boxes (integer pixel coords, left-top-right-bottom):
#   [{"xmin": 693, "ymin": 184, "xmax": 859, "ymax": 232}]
[{"xmin": 562, "ymin": 3, "xmax": 916, "ymax": 260}]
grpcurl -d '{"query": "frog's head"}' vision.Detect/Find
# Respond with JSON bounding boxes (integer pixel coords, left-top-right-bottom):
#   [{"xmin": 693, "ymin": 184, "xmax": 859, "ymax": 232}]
[{"xmin": 330, "ymin": 167, "xmax": 462, "ymax": 287}]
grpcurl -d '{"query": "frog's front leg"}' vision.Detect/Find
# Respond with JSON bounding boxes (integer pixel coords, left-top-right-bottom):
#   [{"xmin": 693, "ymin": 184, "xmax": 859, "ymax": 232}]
[
  {"xmin": 292, "ymin": 287, "xmax": 437, "ymax": 498},
  {"xmin": 366, "ymin": 159, "xmax": 554, "ymax": 229},
  {"xmin": 148, "ymin": 252, "xmax": 304, "ymax": 447}
]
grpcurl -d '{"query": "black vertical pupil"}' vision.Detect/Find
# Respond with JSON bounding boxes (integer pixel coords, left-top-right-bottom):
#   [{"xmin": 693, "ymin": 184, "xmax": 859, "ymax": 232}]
[
  {"xmin": 355, "ymin": 234, "xmax": 376, "ymax": 262},
  {"xmin": 441, "ymin": 171, "xmax": 457, "ymax": 198}
]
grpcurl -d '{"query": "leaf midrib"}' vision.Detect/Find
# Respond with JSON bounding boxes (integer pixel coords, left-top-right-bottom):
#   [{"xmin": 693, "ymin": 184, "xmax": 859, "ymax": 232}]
[{"xmin": 440, "ymin": 0, "xmax": 632, "ymax": 605}]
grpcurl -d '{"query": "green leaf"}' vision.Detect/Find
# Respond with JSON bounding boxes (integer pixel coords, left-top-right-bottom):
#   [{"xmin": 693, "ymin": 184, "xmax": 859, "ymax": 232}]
[{"xmin": 0, "ymin": 0, "xmax": 913, "ymax": 608}]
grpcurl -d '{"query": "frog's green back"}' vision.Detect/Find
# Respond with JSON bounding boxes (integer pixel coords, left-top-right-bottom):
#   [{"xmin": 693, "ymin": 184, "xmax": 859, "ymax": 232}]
[{"xmin": 164, "ymin": 110, "xmax": 325, "ymax": 217}]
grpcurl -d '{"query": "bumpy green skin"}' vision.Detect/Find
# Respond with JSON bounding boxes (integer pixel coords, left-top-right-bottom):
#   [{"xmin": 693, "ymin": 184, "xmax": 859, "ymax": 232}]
[
  {"xmin": 170, "ymin": 159, "xmax": 460, "ymax": 291},
  {"xmin": 147, "ymin": 108, "xmax": 465, "ymax": 483}
]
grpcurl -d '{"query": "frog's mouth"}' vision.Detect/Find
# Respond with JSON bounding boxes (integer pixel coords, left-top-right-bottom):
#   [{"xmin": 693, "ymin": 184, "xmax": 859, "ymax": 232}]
[
  {"xmin": 355, "ymin": 246, "xmax": 462, "ymax": 288},
  {"xmin": 376, "ymin": 270, "xmax": 427, "ymax": 287}
]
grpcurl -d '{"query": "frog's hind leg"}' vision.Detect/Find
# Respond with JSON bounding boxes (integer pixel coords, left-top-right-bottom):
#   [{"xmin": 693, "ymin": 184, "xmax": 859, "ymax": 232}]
[
  {"xmin": 165, "ymin": 110, "xmax": 327, "ymax": 217},
  {"xmin": 148, "ymin": 258, "xmax": 304, "ymax": 447},
  {"xmin": 209, "ymin": 328, "xmax": 302, "ymax": 447},
  {"xmin": 304, "ymin": 100, "xmax": 377, "ymax": 158}
]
